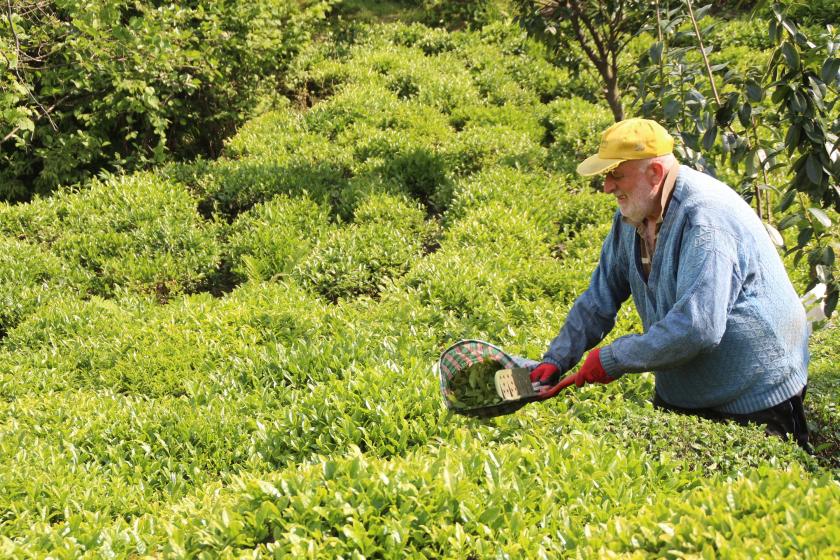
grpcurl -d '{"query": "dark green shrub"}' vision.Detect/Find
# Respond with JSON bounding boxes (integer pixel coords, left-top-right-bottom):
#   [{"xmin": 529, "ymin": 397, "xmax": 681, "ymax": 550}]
[{"xmin": 0, "ymin": 0, "xmax": 335, "ymax": 199}]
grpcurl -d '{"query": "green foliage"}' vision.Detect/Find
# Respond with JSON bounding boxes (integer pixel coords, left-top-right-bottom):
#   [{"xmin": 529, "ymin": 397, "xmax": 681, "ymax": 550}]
[
  {"xmin": 293, "ymin": 193, "xmax": 434, "ymax": 301},
  {"xmin": 420, "ymin": 0, "xmax": 508, "ymax": 31},
  {"xmin": 633, "ymin": 2, "xmax": 840, "ymax": 317},
  {"xmin": 0, "ymin": 0, "xmax": 335, "ymax": 198},
  {"xmin": 543, "ymin": 97, "xmax": 615, "ymax": 170},
  {"xmin": 448, "ymin": 358, "xmax": 506, "ymax": 407},
  {"xmin": 0, "ymin": 238, "xmax": 90, "ymax": 336},
  {"xmin": 513, "ymin": 0, "xmax": 657, "ymax": 121},
  {"xmin": 777, "ymin": 0, "xmax": 840, "ymax": 25},
  {"xmin": 708, "ymin": 16, "xmax": 774, "ymax": 50},
  {"xmin": 383, "ymin": 21, "xmax": 457, "ymax": 54},
  {"xmin": 0, "ymin": 12, "xmax": 837, "ymax": 559},
  {"xmin": 0, "ymin": 173, "xmax": 221, "ymax": 297},
  {"xmin": 226, "ymin": 194, "xmax": 334, "ymax": 283}
]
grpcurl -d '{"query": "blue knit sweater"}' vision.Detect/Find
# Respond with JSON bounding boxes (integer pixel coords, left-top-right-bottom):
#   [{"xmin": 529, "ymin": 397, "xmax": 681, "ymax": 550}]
[{"xmin": 544, "ymin": 166, "xmax": 809, "ymax": 414}]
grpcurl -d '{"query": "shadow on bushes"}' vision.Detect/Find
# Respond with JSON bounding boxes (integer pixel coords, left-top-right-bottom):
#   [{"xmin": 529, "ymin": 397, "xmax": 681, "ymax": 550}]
[{"xmin": 377, "ymin": 148, "xmax": 453, "ymax": 214}]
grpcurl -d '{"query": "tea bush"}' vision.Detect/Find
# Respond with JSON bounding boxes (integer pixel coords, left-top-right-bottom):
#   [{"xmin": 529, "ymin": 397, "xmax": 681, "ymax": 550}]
[
  {"xmin": 1, "ymin": 14, "xmax": 837, "ymax": 559},
  {"xmin": 445, "ymin": 123, "xmax": 547, "ymax": 178},
  {"xmin": 0, "ymin": 388, "xmax": 273, "ymax": 535},
  {"xmin": 171, "ymin": 143, "xmax": 356, "ymax": 220},
  {"xmin": 384, "ymin": 21, "xmax": 457, "ymax": 55},
  {"xmin": 458, "ymin": 24, "xmax": 574, "ymax": 103},
  {"xmin": 543, "ymin": 97, "xmax": 615, "ymax": 171},
  {"xmin": 448, "ymin": 103, "xmax": 546, "ymax": 143},
  {"xmin": 293, "ymin": 193, "xmax": 434, "ymax": 301},
  {"xmin": 709, "ymin": 45, "xmax": 774, "ymax": 76},
  {"xmin": 419, "ymin": 0, "xmax": 506, "ymax": 31},
  {"xmin": 0, "ymin": 238, "xmax": 90, "ymax": 337},
  {"xmin": 226, "ymin": 194, "xmax": 334, "ymax": 282},
  {"xmin": 0, "ymin": 173, "xmax": 220, "ymax": 297},
  {"xmin": 305, "ymin": 81, "xmax": 404, "ymax": 138},
  {"xmin": 343, "ymin": 125, "xmax": 454, "ymax": 211},
  {"xmin": 0, "ymin": 282, "xmax": 331, "ymax": 399},
  {"xmin": 707, "ymin": 17, "xmax": 774, "ymax": 50}
]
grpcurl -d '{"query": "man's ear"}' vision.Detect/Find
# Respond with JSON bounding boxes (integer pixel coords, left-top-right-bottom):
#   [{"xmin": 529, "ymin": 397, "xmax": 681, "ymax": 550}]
[{"xmin": 646, "ymin": 160, "xmax": 666, "ymax": 187}]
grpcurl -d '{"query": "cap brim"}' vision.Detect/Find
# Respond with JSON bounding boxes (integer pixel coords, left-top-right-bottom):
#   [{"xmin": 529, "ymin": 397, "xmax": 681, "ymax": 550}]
[{"xmin": 576, "ymin": 155, "xmax": 624, "ymax": 177}]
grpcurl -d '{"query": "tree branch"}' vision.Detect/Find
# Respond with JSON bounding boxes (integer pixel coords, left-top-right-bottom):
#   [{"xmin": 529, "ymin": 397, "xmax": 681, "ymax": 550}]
[
  {"xmin": 571, "ymin": 1, "xmax": 609, "ymax": 65},
  {"xmin": 5, "ymin": 0, "xmax": 58, "ymax": 130},
  {"xmin": 2, "ymin": 124, "xmax": 22, "ymax": 144},
  {"xmin": 685, "ymin": 0, "xmax": 720, "ymax": 105}
]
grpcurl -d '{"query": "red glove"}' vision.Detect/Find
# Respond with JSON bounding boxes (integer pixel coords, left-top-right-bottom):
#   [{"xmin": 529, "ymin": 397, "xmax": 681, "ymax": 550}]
[
  {"xmin": 530, "ymin": 362, "xmax": 577, "ymax": 400},
  {"xmin": 572, "ymin": 348, "xmax": 615, "ymax": 387},
  {"xmin": 530, "ymin": 362, "xmax": 560, "ymax": 386}
]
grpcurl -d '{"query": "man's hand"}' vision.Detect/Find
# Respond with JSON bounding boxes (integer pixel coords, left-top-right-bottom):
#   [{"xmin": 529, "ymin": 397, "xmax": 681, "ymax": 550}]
[
  {"xmin": 530, "ymin": 363, "xmax": 576, "ymax": 400},
  {"xmin": 572, "ymin": 348, "xmax": 615, "ymax": 386},
  {"xmin": 529, "ymin": 362, "xmax": 560, "ymax": 386}
]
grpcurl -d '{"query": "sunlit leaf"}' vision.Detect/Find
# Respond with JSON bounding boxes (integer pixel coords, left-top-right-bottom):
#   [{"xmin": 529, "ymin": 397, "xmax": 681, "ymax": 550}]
[
  {"xmin": 808, "ymin": 207, "xmax": 832, "ymax": 228},
  {"xmin": 764, "ymin": 223, "xmax": 785, "ymax": 247}
]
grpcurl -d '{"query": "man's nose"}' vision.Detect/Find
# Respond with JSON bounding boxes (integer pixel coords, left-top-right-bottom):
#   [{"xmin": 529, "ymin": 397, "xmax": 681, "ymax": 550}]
[{"xmin": 603, "ymin": 176, "xmax": 615, "ymax": 194}]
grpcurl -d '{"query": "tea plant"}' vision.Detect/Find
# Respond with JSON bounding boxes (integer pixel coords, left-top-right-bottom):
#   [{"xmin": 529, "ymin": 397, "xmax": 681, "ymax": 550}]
[
  {"xmin": 0, "ymin": 173, "xmax": 221, "ymax": 298},
  {"xmin": 0, "ymin": 14, "xmax": 837, "ymax": 560}
]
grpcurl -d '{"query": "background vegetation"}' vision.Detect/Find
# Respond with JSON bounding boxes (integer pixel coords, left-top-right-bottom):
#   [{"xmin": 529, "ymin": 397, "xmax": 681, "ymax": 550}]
[{"xmin": 0, "ymin": 0, "xmax": 837, "ymax": 557}]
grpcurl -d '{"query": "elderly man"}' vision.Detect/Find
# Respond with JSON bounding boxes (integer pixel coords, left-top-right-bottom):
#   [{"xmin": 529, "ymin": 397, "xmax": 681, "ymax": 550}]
[{"xmin": 532, "ymin": 118, "xmax": 812, "ymax": 450}]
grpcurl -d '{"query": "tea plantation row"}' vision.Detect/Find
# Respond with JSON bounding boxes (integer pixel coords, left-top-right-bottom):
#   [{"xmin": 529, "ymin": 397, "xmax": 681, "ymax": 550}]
[{"xmin": 0, "ymin": 19, "xmax": 837, "ymax": 558}]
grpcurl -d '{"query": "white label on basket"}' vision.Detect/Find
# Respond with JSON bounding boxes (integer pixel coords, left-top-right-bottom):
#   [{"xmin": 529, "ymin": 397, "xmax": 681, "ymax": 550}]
[{"xmin": 495, "ymin": 368, "xmax": 537, "ymax": 401}]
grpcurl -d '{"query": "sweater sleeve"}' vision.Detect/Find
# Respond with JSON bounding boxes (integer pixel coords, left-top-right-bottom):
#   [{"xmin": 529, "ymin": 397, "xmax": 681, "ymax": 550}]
[
  {"xmin": 542, "ymin": 214, "xmax": 631, "ymax": 373},
  {"xmin": 599, "ymin": 223, "xmax": 743, "ymax": 376}
]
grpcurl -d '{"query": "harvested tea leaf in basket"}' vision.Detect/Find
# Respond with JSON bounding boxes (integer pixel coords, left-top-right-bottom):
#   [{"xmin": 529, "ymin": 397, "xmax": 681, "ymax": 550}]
[
  {"xmin": 448, "ymin": 358, "xmax": 505, "ymax": 408},
  {"xmin": 438, "ymin": 339, "xmax": 538, "ymax": 418}
]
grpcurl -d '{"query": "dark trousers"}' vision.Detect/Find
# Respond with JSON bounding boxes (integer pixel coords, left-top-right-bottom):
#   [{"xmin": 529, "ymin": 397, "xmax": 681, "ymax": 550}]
[{"xmin": 653, "ymin": 387, "xmax": 812, "ymax": 453}]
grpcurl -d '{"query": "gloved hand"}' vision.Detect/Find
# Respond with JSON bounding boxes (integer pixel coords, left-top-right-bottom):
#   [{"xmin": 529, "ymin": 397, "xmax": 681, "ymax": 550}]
[
  {"xmin": 572, "ymin": 348, "xmax": 615, "ymax": 387},
  {"xmin": 529, "ymin": 362, "xmax": 560, "ymax": 387},
  {"xmin": 530, "ymin": 362, "xmax": 577, "ymax": 401}
]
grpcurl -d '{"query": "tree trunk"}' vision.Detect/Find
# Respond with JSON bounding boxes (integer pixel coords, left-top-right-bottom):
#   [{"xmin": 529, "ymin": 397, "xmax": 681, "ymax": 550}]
[{"xmin": 603, "ymin": 72, "xmax": 624, "ymax": 122}]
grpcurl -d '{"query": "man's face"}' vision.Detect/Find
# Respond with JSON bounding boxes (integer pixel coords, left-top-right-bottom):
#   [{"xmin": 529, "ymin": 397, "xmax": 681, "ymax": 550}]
[{"xmin": 602, "ymin": 160, "xmax": 659, "ymax": 223}]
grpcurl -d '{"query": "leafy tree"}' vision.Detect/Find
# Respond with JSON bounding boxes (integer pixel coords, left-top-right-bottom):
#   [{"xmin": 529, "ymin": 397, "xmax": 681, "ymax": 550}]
[
  {"xmin": 633, "ymin": 1, "xmax": 840, "ymax": 316},
  {"xmin": 0, "ymin": 0, "xmax": 335, "ymax": 200},
  {"xmin": 514, "ymin": 0, "xmax": 655, "ymax": 121}
]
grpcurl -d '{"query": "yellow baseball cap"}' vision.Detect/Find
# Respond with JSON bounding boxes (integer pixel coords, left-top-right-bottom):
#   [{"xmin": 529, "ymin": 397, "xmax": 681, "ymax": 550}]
[{"xmin": 576, "ymin": 118, "xmax": 674, "ymax": 176}]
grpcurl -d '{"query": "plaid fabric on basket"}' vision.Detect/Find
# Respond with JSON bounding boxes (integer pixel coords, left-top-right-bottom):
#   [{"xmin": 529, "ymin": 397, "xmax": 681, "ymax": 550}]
[{"xmin": 437, "ymin": 339, "xmax": 537, "ymax": 418}]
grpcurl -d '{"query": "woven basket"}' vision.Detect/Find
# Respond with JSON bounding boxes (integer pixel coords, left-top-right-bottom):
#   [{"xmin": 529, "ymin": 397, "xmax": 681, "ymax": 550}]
[{"xmin": 438, "ymin": 339, "xmax": 539, "ymax": 418}]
